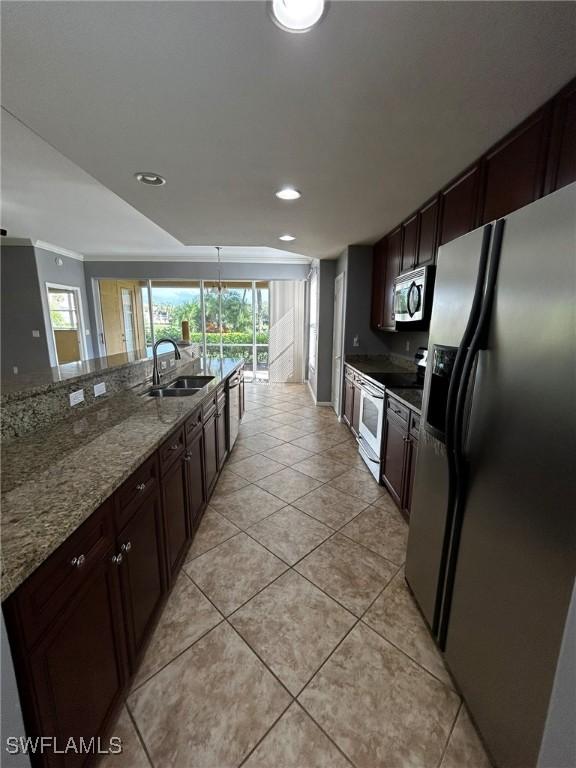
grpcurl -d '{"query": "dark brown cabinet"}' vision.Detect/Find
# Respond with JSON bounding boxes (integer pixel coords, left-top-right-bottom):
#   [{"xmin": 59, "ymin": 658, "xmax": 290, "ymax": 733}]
[
  {"xmin": 439, "ymin": 164, "xmax": 481, "ymax": 247},
  {"xmin": 401, "ymin": 214, "xmax": 419, "ymax": 273},
  {"xmin": 161, "ymin": 452, "xmax": 190, "ymax": 583},
  {"xmin": 381, "ymin": 395, "xmax": 420, "ymax": 520},
  {"xmin": 546, "ymin": 79, "xmax": 576, "ymax": 193},
  {"xmin": 343, "ymin": 375, "xmax": 354, "ymax": 427},
  {"xmin": 3, "ymin": 501, "xmax": 127, "ymax": 768},
  {"xmin": 352, "ymin": 381, "xmax": 361, "ymax": 435},
  {"xmin": 480, "ymin": 107, "xmax": 550, "ymax": 224},
  {"xmin": 343, "ymin": 367, "xmax": 362, "ymax": 436},
  {"xmin": 381, "ymin": 227, "xmax": 402, "ymax": 330},
  {"xmin": 370, "ymin": 239, "xmax": 387, "ymax": 330},
  {"xmin": 203, "ymin": 401, "xmax": 219, "ymax": 498},
  {"xmin": 216, "ymin": 390, "xmax": 228, "ymax": 470},
  {"xmin": 416, "ymin": 196, "xmax": 439, "ymax": 267},
  {"xmin": 186, "ymin": 425, "xmax": 206, "ymax": 530},
  {"xmin": 116, "ymin": 487, "xmax": 166, "ymax": 667}
]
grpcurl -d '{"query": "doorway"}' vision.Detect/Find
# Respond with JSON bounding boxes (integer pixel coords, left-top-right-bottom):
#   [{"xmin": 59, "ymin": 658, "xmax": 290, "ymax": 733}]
[
  {"xmin": 46, "ymin": 284, "xmax": 86, "ymax": 365},
  {"xmin": 98, "ymin": 280, "xmax": 147, "ymax": 356},
  {"xmin": 332, "ymin": 272, "xmax": 345, "ymax": 413}
]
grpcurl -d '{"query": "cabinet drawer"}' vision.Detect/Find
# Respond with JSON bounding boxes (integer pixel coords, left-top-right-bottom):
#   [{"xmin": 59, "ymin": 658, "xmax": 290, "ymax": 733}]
[
  {"xmin": 203, "ymin": 395, "xmax": 217, "ymax": 422},
  {"xmin": 159, "ymin": 426, "xmax": 185, "ymax": 473},
  {"xmin": 387, "ymin": 397, "xmax": 409, "ymax": 425},
  {"xmin": 116, "ymin": 455, "xmax": 158, "ymax": 529},
  {"xmin": 410, "ymin": 411, "xmax": 421, "ymax": 439},
  {"xmin": 9, "ymin": 500, "xmax": 115, "ymax": 650},
  {"xmin": 185, "ymin": 407, "xmax": 203, "ymax": 438}
]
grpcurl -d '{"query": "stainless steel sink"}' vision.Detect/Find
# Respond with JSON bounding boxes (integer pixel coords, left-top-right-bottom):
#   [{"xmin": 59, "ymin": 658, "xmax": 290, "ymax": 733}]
[{"xmin": 166, "ymin": 376, "xmax": 215, "ymax": 389}]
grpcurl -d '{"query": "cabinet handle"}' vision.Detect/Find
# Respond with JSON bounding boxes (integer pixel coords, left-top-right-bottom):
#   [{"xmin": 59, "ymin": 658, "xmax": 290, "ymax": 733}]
[
  {"xmin": 71, "ymin": 554, "xmax": 86, "ymax": 569},
  {"xmin": 136, "ymin": 482, "xmax": 146, "ymax": 492},
  {"xmin": 184, "ymin": 453, "xmax": 191, "ymax": 462},
  {"xmin": 121, "ymin": 541, "xmax": 132, "ymax": 553},
  {"xmin": 111, "ymin": 553, "xmax": 123, "ymax": 566},
  {"xmin": 169, "ymin": 443, "xmax": 180, "ymax": 451}
]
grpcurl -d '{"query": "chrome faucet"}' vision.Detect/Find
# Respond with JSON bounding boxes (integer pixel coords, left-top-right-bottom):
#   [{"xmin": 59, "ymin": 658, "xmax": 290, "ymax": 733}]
[{"xmin": 152, "ymin": 338, "xmax": 182, "ymax": 386}]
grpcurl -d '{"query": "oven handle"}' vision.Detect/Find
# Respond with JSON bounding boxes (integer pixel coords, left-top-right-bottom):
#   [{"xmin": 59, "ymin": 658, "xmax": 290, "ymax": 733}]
[
  {"xmin": 356, "ymin": 435, "xmax": 380, "ymax": 463},
  {"xmin": 361, "ymin": 386, "xmax": 384, "ymax": 400}
]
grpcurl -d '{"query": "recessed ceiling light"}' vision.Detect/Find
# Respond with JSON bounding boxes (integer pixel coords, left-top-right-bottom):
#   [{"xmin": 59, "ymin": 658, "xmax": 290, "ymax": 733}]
[
  {"xmin": 279, "ymin": 234, "xmax": 296, "ymax": 242},
  {"xmin": 135, "ymin": 172, "xmax": 166, "ymax": 186},
  {"xmin": 275, "ymin": 187, "xmax": 301, "ymax": 201},
  {"xmin": 270, "ymin": 0, "xmax": 325, "ymax": 33}
]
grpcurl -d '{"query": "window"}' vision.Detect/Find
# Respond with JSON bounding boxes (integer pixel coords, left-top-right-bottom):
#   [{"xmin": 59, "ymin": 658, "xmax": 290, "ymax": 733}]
[{"xmin": 49, "ymin": 288, "xmax": 79, "ymax": 330}]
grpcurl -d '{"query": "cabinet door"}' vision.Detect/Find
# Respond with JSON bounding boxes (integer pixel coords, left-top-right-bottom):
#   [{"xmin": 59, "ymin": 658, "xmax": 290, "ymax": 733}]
[
  {"xmin": 381, "ymin": 414, "xmax": 407, "ymax": 507},
  {"xmin": 546, "ymin": 79, "xmax": 576, "ymax": 193},
  {"xmin": 480, "ymin": 107, "xmax": 550, "ymax": 223},
  {"xmin": 186, "ymin": 427, "xmax": 206, "ymax": 530},
  {"xmin": 161, "ymin": 456, "xmax": 190, "ymax": 582},
  {"xmin": 382, "ymin": 227, "xmax": 402, "ymax": 330},
  {"xmin": 27, "ymin": 555, "xmax": 127, "ymax": 768},
  {"xmin": 371, "ymin": 239, "xmax": 387, "ymax": 330},
  {"xmin": 117, "ymin": 492, "xmax": 166, "ymax": 666},
  {"xmin": 217, "ymin": 396, "xmax": 228, "ymax": 471},
  {"xmin": 204, "ymin": 412, "xmax": 219, "ymax": 498},
  {"xmin": 343, "ymin": 377, "xmax": 354, "ymax": 427},
  {"xmin": 401, "ymin": 214, "xmax": 419, "ymax": 273},
  {"xmin": 439, "ymin": 165, "xmax": 481, "ymax": 246},
  {"xmin": 352, "ymin": 383, "xmax": 362, "ymax": 436},
  {"xmin": 417, "ymin": 196, "xmax": 439, "ymax": 267}
]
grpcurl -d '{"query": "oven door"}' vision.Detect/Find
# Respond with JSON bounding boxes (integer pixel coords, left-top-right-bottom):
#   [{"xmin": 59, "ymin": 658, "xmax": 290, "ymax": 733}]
[{"xmin": 359, "ymin": 385, "xmax": 385, "ymax": 457}]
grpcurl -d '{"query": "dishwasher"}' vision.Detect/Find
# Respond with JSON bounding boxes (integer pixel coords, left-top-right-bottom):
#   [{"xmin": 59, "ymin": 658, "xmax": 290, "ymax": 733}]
[{"xmin": 227, "ymin": 371, "xmax": 241, "ymax": 449}]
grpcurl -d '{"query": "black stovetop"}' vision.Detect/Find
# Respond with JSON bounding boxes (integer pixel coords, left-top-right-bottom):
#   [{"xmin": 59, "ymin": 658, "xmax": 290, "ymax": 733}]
[{"xmin": 365, "ymin": 371, "xmax": 423, "ymax": 389}]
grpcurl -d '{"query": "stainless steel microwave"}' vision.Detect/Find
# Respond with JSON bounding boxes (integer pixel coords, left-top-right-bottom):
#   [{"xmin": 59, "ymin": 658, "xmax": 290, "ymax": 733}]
[{"xmin": 394, "ymin": 266, "xmax": 434, "ymax": 324}]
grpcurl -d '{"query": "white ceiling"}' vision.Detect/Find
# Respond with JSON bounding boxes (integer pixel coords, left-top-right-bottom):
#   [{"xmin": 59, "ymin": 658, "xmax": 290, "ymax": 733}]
[{"xmin": 2, "ymin": 1, "xmax": 576, "ymax": 260}]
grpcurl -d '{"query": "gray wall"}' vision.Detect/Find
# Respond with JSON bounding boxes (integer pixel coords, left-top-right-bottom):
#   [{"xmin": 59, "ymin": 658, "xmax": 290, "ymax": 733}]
[
  {"xmin": 35, "ymin": 248, "xmax": 94, "ymax": 361},
  {"xmin": 1, "ymin": 245, "xmax": 51, "ymax": 375},
  {"xmin": 342, "ymin": 245, "xmax": 387, "ymax": 355},
  {"xmin": 315, "ymin": 259, "xmax": 336, "ymax": 403}
]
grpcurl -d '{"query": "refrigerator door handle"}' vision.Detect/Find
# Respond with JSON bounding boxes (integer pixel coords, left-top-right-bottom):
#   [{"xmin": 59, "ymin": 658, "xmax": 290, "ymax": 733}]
[
  {"xmin": 431, "ymin": 224, "xmax": 494, "ymax": 635},
  {"xmin": 437, "ymin": 218, "xmax": 506, "ymax": 648}
]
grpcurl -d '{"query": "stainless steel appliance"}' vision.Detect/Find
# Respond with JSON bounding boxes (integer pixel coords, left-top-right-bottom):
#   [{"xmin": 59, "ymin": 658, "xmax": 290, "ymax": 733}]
[
  {"xmin": 227, "ymin": 371, "xmax": 241, "ymax": 449},
  {"xmin": 394, "ymin": 266, "xmax": 433, "ymax": 324},
  {"xmin": 357, "ymin": 378, "xmax": 385, "ymax": 480},
  {"xmin": 405, "ymin": 184, "xmax": 576, "ymax": 768}
]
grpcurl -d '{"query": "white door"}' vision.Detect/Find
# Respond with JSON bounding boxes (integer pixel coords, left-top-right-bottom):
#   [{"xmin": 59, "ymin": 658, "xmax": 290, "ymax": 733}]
[{"xmin": 331, "ymin": 273, "xmax": 345, "ymax": 413}]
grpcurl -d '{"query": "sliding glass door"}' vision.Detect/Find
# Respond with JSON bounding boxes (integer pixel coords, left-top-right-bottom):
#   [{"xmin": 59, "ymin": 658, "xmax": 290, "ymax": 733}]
[{"xmin": 105, "ymin": 279, "xmax": 270, "ymax": 380}]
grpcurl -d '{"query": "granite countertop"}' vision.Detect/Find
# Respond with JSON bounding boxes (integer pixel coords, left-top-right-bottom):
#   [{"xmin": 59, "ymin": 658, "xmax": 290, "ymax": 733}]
[
  {"xmin": 0, "ymin": 357, "xmax": 243, "ymax": 601},
  {"xmin": 344, "ymin": 355, "xmax": 414, "ymax": 375},
  {"xmin": 387, "ymin": 387, "xmax": 423, "ymax": 414}
]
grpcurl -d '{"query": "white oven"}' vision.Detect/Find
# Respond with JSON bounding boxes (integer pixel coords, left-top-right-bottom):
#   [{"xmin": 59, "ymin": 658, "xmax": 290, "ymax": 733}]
[{"xmin": 358, "ymin": 381, "xmax": 385, "ymax": 480}]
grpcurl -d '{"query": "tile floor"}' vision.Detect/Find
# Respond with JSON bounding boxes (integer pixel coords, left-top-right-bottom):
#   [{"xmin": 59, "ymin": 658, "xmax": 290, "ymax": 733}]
[{"xmin": 103, "ymin": 382, "xmax": 493, "ymax": 768}]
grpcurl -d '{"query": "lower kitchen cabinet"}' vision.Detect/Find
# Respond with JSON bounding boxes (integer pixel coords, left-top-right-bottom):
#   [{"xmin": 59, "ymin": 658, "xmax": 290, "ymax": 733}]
[
  {"xmin": 3, "ymin": 500, "xmax": 128, "ymax": 768},
  {"xmin": 216, "ymin": 389, "xmax": 228, "ymax": 470},
  {"xmin": 381, "ymin": 394, "xmax": 420, "ymax": 520},
  {"xmin": 203, "ymin": 401, "xmax": 219, "ymax": 499},
  {"xmin": 186, "ymin": 423, "xmax": 206, "ymax": 530},
  {"xmin": 352, "ymin": 381, "xmax": 361, "ymax": 435},
  {"xmin": 116, "ymin": 484, "xmax": 166, "ymax": 667},
  {"xmin": 343, "ymin": 366, "xmax": 362, "ymax": 436},
  {"xmin": 161, "ymin": 451, "xmax": 190, "ymax": 583}
]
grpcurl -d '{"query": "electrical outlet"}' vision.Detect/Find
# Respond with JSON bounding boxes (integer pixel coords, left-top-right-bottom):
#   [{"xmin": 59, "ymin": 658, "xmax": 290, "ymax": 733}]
[
  {"xmin": 353, "ymin": 335, "xmax": 360, "ymax": 347},
  {"xmin": 12, "ymin": 366, "xmax": 18, "ymax": 374},
  {"xmin": 405, "ymin": 341, "xmax": 410, "ymax": 352},
  {"xmin": 161, "ymin": 360, "xmax": 168, "ymax": 370},
  {"xmin": 69, "ymin": 389, "xmax": 85, "ymax": 406},
  {"xmin": 169, "ymin": 358, "xmax": 176, "ymax": 368},
  {"xmin": 93, "ymin": 382, "xmax": 106, "ymax": 397},
  {"xmin": 32, "ymin": 330, "xmax": 40, "ymax": 338}
]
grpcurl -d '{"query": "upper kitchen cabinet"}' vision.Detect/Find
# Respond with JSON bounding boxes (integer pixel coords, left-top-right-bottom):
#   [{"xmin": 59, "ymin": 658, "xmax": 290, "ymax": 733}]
[
  {"xmin": 416, "ymin": 196, "xmax": 440, "ymax": 267},
  {"xmin": 370, "ymin": 239, "xmax": 387, "ymax": 330},
  {"xmin": 382, "ymin": 227, "xmax": 402, "ymax": 330},
  {"xmin": 480, "ymin": 107, "xmax": 551, "ymax": 224},
  {"xmin": 439, "ymin": 164, "xmax": 481, "ymax": 246},
  {"xmin": 546, "ymin": 79, "xmax": 576, "ymax": 193},
  {"xmin": 400, "ymin": 214, "xmax": 419, "ymax": 273}
]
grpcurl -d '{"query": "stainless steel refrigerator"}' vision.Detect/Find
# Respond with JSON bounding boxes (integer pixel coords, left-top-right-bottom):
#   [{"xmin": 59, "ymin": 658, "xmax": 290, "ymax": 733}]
[{"xmin": 405, "ymin": 183, "xmax": 576, "ymax": 768}]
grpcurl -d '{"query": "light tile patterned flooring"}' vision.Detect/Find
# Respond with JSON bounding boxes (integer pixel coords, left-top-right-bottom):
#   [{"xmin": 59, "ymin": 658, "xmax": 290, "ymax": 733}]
[{"xmin": 103, "ymin": 382, "xmax": 493, "ymax": 768}]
